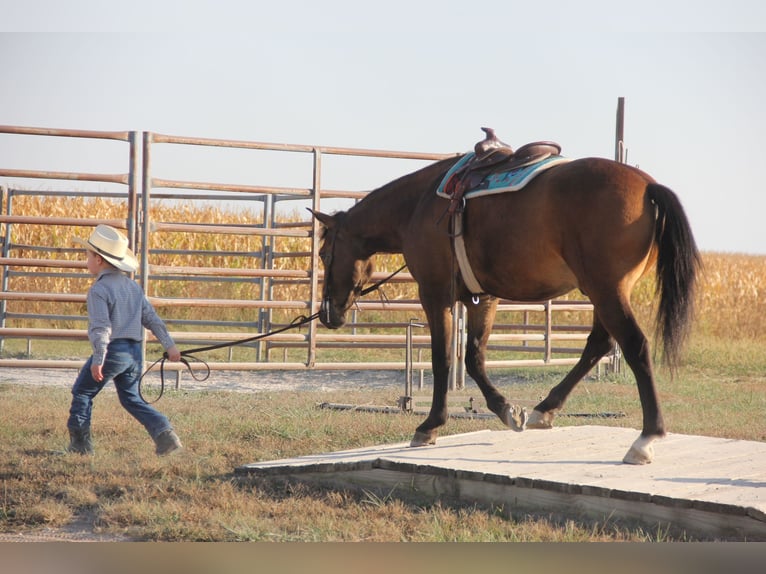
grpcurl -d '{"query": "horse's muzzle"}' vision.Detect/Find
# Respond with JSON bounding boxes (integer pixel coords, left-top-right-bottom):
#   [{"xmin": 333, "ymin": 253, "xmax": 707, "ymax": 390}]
[{"xmin": 320, "ymin": 297, "xmax": 346, "ymax": 329}]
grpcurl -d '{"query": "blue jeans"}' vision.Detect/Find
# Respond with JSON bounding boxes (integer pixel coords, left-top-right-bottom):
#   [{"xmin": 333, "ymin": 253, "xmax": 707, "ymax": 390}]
[{"xmin": 67, "ymin": 339, "xmax": 172, "ymax": 440}]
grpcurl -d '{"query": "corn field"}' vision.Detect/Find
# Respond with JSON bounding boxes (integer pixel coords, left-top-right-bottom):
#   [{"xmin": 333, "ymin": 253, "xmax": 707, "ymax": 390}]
[{"xmin": 2, "ymin": 194, "xmax": 764, "ymax": 341}]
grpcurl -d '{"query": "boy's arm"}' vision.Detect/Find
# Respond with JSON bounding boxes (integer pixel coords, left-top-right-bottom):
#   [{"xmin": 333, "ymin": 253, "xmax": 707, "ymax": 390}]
[
  {"xmin": 87, "ymin": 288, "xmax": 111, "ymax": 367},
  {"xmin": 140, "ymin": 296, "xmax": 179, "ymax": 360}
]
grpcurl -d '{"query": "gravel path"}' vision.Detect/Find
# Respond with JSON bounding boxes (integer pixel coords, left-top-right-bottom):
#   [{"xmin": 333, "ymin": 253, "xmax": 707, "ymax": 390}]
[{"xmin": 2, "ymin": 367, "xmax": 415, "ymax": 393}]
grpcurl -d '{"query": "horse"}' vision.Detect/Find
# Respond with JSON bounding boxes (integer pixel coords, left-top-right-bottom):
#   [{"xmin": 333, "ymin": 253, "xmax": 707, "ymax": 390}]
[{"xmin": 311, "ymin": 134, "xmax": 700, "ymax": 465}]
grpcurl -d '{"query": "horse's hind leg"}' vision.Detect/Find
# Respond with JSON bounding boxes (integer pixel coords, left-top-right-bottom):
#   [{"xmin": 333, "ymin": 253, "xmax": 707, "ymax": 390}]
[
  {"xmin": 595, "ymin": 300, "xmax": 664, "ymax": 464},
  {"xmin": 532, "ymin": 296, "xmax": 664, "ymax": 464},
  {"xmin": 464, "ymin": 297, "xmax": 526, "ymax": 431},
  {"xmin": 527, "ymin": 316, "xmax": 615, "ymax": 429}
]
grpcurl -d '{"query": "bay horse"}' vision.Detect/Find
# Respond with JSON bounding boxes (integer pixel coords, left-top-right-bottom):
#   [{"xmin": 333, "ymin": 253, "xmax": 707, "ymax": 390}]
[{"xmin": 311, "ymin": 135, "xmax": 700, "ymax": 465}]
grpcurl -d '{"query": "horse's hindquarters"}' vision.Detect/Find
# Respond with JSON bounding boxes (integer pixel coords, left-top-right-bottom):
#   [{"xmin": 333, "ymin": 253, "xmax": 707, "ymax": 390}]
[{"xmin": 462, "ymin": 159, "xmax": 658, "ymax": 301}]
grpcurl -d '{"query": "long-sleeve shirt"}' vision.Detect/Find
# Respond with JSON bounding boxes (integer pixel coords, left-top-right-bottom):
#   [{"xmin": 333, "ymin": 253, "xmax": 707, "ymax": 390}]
[{"xmin": 86, "ymin": 268, "xmax": 175, "ymax": 365}]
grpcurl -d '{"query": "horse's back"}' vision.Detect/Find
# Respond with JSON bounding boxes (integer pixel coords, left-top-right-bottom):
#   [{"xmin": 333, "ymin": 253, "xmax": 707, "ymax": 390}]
[{"xmin": 462, "ymin": 157, "xmax": 659, "ymax": 300}]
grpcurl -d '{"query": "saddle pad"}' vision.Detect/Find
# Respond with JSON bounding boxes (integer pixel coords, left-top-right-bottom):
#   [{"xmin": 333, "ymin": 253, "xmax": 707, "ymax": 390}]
[{"xmin": 436, "ymin": 153, "xmax": 571, "ymax": 200}]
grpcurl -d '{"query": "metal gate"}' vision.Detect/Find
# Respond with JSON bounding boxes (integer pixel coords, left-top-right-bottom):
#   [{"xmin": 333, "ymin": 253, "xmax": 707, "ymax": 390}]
[{"xmin": 0, "ymin": 124, "xmax": 616, "ymax": 389}]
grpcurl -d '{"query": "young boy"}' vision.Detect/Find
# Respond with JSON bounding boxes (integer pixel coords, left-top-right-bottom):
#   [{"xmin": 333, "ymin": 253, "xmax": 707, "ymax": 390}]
[{"xmin": 67, "ymin": 224, "xmax": 183, "ymax": 456}]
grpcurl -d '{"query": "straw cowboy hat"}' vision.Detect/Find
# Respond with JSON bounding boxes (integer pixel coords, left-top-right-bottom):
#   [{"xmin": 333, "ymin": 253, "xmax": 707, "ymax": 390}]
[{"xmin": 73, "ymin": 224, "xmax": 138, "ymax": 273}]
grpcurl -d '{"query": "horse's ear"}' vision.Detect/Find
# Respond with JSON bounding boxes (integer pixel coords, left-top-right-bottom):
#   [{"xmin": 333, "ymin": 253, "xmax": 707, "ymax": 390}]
[{"xmin": 308, "ymin": 208, "xmax": 336, "ymax": 230}]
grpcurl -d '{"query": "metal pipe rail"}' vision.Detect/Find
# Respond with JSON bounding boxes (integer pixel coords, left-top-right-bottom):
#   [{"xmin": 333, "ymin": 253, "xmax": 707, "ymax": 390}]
[
  {"xmin": 148, "ymin": 221, "xmax": 310, "ymax": 238},
  {"xmin": 0, "ymin": 216, "xmax": 128, "ymax": 227},
  {"xmin": 0, "ymin": 328, "xmax": 589, "ymax": 345},
  {"xmin": 1, "ymin": 125, "xmax": 615, "ymax": 383}
]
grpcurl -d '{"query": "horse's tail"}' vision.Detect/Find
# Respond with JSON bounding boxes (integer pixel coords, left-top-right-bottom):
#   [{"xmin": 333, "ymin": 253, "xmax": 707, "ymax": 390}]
[{"xmin": 647, "ymin": 183, "xmax": 702, "ymax": 372}]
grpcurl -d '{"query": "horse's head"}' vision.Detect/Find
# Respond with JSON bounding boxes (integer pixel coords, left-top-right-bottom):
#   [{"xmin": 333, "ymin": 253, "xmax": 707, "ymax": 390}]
[{"xmin": 311, "ymin": 209, "xmax": 374, "ymax": 329}]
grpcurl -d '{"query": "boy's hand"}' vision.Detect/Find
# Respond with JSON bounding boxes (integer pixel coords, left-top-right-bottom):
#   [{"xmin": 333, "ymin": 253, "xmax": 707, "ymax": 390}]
[
  {"xmin": 91, "ymin": 363, "xmax": 104, "ymax": 382},
  {"xmin": 165, "ymin": 345, "xmax": 181, "ymax": 362}
]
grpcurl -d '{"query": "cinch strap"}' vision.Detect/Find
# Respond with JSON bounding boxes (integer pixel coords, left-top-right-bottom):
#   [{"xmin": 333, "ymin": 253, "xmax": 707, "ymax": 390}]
[{"xmin": 452, "ymin": 211, "xmax": 484, "ymax": 295}]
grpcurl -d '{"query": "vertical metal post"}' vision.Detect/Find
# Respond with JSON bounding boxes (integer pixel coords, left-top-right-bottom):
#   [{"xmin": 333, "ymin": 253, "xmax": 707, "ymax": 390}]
[
  {"xmin": 405, "ymin": 318, "xmax": 424, "ymax": 402},
  {"xmin": 612, "ymin": 97, "xmax": 626, "ymax": 373},
  {"xmin": 418, "ymin": 349, "xmax": 424, "ymax": 390},
  {"xmin": 405, "ymin": 320, "xmax": 414, "ymax": 403},
  {"xmin": 615, "ymin": 96, "xmax": 625, "ymax": 163},
  {"xmin": 544, "ymin": 300, "xmax": 553, "ymax": 363},
  {"xmin": 257, "ymin": 192, "xmax": 273, "ymax": 361},
  {"xmin": 307, "ymin": 148, "xmax": 323, "ymax": 367},
  {"xmin": 139, "ymin": 132, "xmax": 152, "ymax": 371},
  {"xmin": 458, "ymin": 302, "xmax": 466, "ymax": 389},
  {"xmin": 128, "ymin": 130, "xmax": 142, "ymax": 374},
  {"xmin": 0, "ymin": 184, "xmax": 8, "ymax": 351},
  {"xmin": 450, "ymin": 302, "xmax": 466, "ymax": 391},
  {"xmin": 127, "ymin": 131, "xmax": 140, "ymax": 250}
]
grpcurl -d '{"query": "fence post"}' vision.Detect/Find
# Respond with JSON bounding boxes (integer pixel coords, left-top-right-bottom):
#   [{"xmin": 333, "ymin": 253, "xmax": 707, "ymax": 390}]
[
  {"xmin": 307, "ymin": 148, "xmax": 323, "ymax": 367},
  {"xmin": 0, "ymin": 184, "xmax": 7, "ymax": 352},
  {"xmin": 612, "ymin": 96, "xmax": 626, "ymax": 373},
  {"xmin": 450, "ymin": 302, "xmax": 466, "ymax": 391},
  {"xmin": 127, "ymin": 131, "xmax": 140, "ymax": 250},
  {"xmin": 544, "ymin": 300, "xmax": 553, "ymax": 363},
  {"xmin": 139, "ymin": 131, "xmax": 153, "ymax": 372},
  {"xmin": 257, "ymin": 193, "xmax": 274, "ymax": 362},
  {"xmin": 405, "ymin": 317, "xmax": 425, "ymax": 400}
]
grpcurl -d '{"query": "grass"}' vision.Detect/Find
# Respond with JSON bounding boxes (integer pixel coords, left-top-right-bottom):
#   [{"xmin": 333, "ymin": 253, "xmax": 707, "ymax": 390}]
[
  {"xmin": 2, "ymin": 194, "xmax": 765, "ymax": 541},
  {"xmin": 0, "ymin": 385, "xmax": 661, "ymax": 542},
  {"xmin": 2, "ymin": 333, "xmax": 764, "ymax": 542}
]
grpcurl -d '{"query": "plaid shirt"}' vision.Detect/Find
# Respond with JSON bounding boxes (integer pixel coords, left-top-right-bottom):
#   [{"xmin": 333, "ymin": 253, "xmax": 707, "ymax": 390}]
[{"xmin": 86, "ymin": 268, "xmax": 175, "ymax": 365}]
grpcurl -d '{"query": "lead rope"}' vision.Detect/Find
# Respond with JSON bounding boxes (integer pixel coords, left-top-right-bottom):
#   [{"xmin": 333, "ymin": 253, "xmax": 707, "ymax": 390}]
[
  {"xmin": 359, "ymin": 264, "xmax": 407, "ymax": 296},
  {"xmin": 138, "ymin": 312, "xmax": 319, "ymax": 404},
  {"xmin": 138, "ymin": 264, "xmax": 408, "ymax": 404}
]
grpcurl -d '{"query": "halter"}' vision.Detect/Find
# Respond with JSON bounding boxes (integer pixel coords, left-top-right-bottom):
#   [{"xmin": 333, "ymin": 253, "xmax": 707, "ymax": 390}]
[{"xmin": 320, "ymin": 226, "xmax": 406, "ymax": 323}]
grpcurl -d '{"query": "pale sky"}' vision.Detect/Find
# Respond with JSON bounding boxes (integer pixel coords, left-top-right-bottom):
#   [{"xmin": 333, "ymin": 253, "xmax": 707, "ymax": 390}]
[{"xmin": 2, "ymin": 1, "xmax": 765, "ymax": 254}]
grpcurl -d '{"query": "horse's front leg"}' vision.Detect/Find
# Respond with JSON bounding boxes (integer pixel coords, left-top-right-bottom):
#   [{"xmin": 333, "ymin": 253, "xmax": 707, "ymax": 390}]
[
  {"xmin": 411, "ymin": 304, "xmax": 452, "ymax": 447},
  {"xmin": 463, "ymin": 296, "xmax": 526, "ymax": 431}
]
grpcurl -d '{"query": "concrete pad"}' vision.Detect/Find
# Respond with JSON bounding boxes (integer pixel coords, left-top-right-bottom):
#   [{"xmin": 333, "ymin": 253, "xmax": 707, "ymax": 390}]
[{"xmin": 237, "ymin": 425, "xmax": 766, "ymax": 540}]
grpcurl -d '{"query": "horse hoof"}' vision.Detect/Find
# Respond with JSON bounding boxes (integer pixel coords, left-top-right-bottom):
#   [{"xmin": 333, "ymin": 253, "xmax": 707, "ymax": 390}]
[
  {"xmin": 525, "ymin": 409, "xmax": 554, "ymax": 429},
  {"xmin": 622, "ymin": 436, "xmax": 655, "ymax": 465},
  {"xmin": 502, "ymin": 404, "xmax": 527, "ymax": 432},
  {"xmin": 410, "ymin": 431, "xmax": 436, "ymax": 447}
]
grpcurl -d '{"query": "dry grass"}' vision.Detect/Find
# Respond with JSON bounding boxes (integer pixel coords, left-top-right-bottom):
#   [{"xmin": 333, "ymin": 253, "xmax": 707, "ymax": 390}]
[
  {"xmin": 2, "ymin": 194, "xmax": 765, "ymax": 541},
  {"xmin": 2, "ymin": 375, "xmax": 744, "ymax": 543},
  {"xmin": 2, "ymin": 334, "xmax": 764, "ymax": 542}
]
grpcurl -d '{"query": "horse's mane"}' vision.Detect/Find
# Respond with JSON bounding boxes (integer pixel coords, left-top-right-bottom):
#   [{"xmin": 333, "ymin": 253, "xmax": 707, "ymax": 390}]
[
  {"xmin": 349, "ymin": 155, "xmax": 462, "ymax": 212},
  {"xmin": 384, "ymin": 154, "xmax": 461, "ymax": 193}
]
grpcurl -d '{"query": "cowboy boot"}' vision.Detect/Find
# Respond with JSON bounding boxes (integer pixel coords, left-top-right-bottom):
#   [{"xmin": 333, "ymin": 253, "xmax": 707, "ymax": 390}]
[
  {"xmin": 67, "ymin": 427, "xmax": 94, "ymax": 455},
  {"xmin": 154, "ymin": 429, "xmax": 182, "ymax": 456}
]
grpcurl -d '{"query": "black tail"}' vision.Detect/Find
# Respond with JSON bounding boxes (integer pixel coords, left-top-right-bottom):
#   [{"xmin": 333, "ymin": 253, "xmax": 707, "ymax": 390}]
[{"xmin": 648, "ymin": 183, "xmax": 702, "ymax": 372}]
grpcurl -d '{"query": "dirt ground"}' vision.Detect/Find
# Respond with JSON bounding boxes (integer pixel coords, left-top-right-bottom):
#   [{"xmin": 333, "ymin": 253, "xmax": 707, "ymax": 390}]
[{"xmin": 2, "ymin": 366, "xmax": 411, "ymax": 393}]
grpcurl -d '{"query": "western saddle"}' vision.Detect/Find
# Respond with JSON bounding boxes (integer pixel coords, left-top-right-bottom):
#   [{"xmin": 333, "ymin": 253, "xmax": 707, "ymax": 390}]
[{"xmin": 444, "ymin": 127, "xmax": 562, "ymax": 208}]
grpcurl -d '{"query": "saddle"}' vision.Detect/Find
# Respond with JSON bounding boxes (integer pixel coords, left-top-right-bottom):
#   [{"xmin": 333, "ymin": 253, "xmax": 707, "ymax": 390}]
[
  {"xmin": 444, "ymin": 128, "xmax": 564, "ymax": 296},
  {"xmin": 444, "ymin": 127, "xmax": 562, "ymax": 211}
]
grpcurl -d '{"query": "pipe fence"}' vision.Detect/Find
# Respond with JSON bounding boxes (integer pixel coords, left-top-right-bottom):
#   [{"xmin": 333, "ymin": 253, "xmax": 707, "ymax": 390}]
[{"xmin": 0, "ymin": 125, "xmax": 618, "ymax": 389}]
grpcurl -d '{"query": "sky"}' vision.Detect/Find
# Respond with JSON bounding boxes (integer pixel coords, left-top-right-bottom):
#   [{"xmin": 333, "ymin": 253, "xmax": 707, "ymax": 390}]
[{"xmin": 1, "ymin": 1, "xmax": 765, "ymax": 254}]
